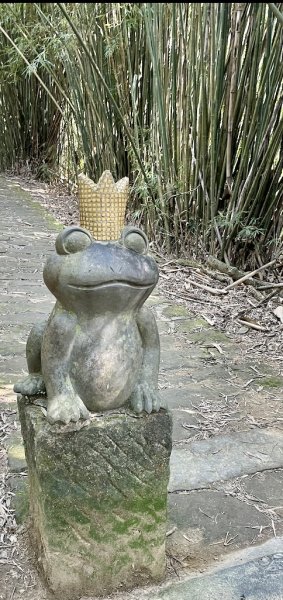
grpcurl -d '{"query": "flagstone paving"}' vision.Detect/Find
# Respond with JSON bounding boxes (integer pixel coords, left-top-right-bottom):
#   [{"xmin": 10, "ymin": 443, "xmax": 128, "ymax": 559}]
[{"xmin": 0, "ymin": 176, "xmax": 282, "ymax": 599}]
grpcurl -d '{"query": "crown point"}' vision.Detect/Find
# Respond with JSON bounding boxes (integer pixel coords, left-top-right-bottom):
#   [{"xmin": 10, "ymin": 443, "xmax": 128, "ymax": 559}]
[
  {"xmin": 98, "ymin": 171, "xmax": 115, "ymax": 188},
  {"xmin": 116, "ymin": 177, "xmax": 129, "ymax": 193}
]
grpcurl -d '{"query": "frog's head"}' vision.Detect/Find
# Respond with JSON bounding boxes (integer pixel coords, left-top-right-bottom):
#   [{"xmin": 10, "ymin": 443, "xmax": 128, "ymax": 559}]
[{"xmin": 43, "ymin": 226, "xmax": 159, "ymax": 315}]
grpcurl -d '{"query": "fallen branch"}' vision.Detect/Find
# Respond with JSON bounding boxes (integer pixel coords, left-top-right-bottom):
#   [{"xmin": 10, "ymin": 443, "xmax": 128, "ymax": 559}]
[
  {"xmin": 186, "ymin": 259, "xmax": 278, "ymax": 297},
  {"xmin": 184, "ymin": 279, "xmax": 227, "ymax": 296},
  {"xmin": 207, "ymin": 256, "xmax": 279, "ymax": 290},
  {"xmin": 223, "ymin": 531, "xmax": 239, "ymax": 546},
  {"xmin": 203, "ymin": 342, "xmax": 224, "ymax": 354},
  {"xmin": 235, "ymin": 289, "xmax": 280, "ymax": 318},
  {"xmin": 258, "ymin": 282, "xmax": 283, "ymax": 290},
  {"xmin": 164, "ymin": 289, "xmax": 211, "ymax": 305},
  {"xmin": 207, "ymin": 256, "xmax": 258, "ymax": 285},
  {"xmin": 200, "ymin": 266, "xmax": 230, "ymax": 284},
  {"xmin": 224, "ymin": 259, "xmax": 277, "ymax": 291}
]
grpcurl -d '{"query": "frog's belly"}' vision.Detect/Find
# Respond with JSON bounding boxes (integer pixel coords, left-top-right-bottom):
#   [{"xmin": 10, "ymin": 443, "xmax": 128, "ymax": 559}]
[{"xmin": 69, "ymin": 320, "xmax": 143, "ymax": 411}]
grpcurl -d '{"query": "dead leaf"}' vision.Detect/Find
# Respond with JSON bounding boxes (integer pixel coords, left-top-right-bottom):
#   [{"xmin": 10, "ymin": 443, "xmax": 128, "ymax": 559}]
[{"xmin": 274, "ymin": 306, "xmax": 283, "ymax": 324}]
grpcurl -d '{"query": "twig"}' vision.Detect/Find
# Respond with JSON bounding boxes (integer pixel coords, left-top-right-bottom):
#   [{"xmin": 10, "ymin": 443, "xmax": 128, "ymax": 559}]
[
  {"xmin": 207, "ymin": 256, "xmax": 279, "ymax": 290},
  {"xmin": 271, "ymin": 520, "xmax": 277, "ymax": 538},
  {"xmin": 223, "ymin": 531, "xmax": 239, "ymax": 546},
  {"xmin": 160, "ymin": 259, "xmax": 179, "ymax": 268},
  {"xmin": 210, "ymin": 342, "xmax": 224, "ymax": 354},
  {"xmin": 199, "ymin": 508, "xmax": 214, "ymax": 520},
  {"xmin": 234, "ymin": 524, "xmax": 269, "ymax": 531},
  {"xmin": 243, "ymin": 375, "xmax": 265, "ymax": 388},
  {"xmin": 200, "ymin": 313, "xmax": 215, "ymax": 325},
  {"xmin": 249, "ymin": 365, "xmax": 262, "ymax": 375},
  {"xmin": 235, "ymin": 288, "xmax": 279, "ymax": 318},
  {"xmin": 166, "ymin": 553, "xmax": 184, "ymax": 567},
  {"xmin": 185, "ymin": 280, "xmax": 227, "ymax": 296},
  {"xmin": 9, "ymin": 586, "xmax": 16, "ymax": 600},
  {"xmin": 224, "ymin": 259, "xmax": 277, "ymax": 291},
  {"xmin": 237, "ymin": 319, "xmax": 267, "ymax": 332},
  {"xmin": 165, "ymin": 289, "xmax": 212, "ymax": 304},
  {"xmin": 209, "ymin": 540, "xmax": 224, "ymax": 546},
  {"xmin": 0, "ymin": 560, "xmax": 24, "ymax": 572},
  {"xmin": 258, "ymin": 282, "xmax": 283, "ymax": 290},
  {"xmin": 244, "ymin": 451, "xmax": 263, "ymax": 461},
  {"xmin": 166, "ymin": 526, "xmax": 177, "ymax": 537}
]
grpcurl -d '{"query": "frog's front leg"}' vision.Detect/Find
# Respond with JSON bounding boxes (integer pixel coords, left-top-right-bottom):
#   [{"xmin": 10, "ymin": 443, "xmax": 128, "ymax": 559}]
[
  {"xmin": 13, "ymin": 319, "xmax": 48, "ymax": 396},
  {"xmin": 130, "ymin": 307, "xmax": 165, "ymax": 414},
  {"xmin": 42, "ymin": 304, "xmax": 89, "ymax": 424}
]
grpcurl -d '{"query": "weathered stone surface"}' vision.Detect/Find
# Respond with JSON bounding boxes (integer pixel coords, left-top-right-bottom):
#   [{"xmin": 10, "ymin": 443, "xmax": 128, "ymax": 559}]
[
  {"xmin": 161, "ymin": 305, "xmax": 192, "ymax": 319},
  {"xmin": 6, "ymin": 474, "xmax": 29, "ymax": 524},
  {"xmin": 6, "ymin": 431, "xmax": 27, "ymax": 473},
  {"xmin": 167, "ymin": 487, "xmax": 283, "ymax": 565},
  {"xmin": 18, "ymin": 396, "xmax": 172, "ymax": 599},
  {"xmin": 14, "ymin": 222, "xmax": 162, "ymax": 423},
  {"xmin": 241, "ymin": 469, "xmax": 283, "ymax": 507},
  {"xmin": 159, "ymin": 385, "xmax": 218, "ymax": 410},
  {"xmin": 169, "ymin": 429, "xmax": 283, "ymax": 491},
  {"xmin": 138, "ymin": 547, "xmax": 283, "ymax": 600}
]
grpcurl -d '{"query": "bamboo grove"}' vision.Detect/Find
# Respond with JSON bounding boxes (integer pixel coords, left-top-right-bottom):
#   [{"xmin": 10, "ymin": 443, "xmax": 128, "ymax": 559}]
[{"xmin": 0, "ymin": 3, "xmax": 282, "ymax": 266}]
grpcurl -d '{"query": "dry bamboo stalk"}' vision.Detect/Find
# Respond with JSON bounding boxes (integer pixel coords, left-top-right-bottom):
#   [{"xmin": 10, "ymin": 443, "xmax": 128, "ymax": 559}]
[
  {"xmin": 258, "ymin": 283, "xmax": 283, "ymax": 290},
  {"xmin": 224, "ymin": 259, "xmax": 277, "ymax": 291},
  {"xmin": 226, "ymin": 3, "xmax": 244, "ymax": 191}
]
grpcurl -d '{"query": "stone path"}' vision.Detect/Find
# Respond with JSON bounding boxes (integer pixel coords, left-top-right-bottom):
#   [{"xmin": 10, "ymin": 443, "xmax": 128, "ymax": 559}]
[
  {"xmin": 101, "ymin": 538, "xmax": 283, "ymax": 600},
  {"xmin": 1, "ymin": 176, "xmax": 283, "ymax": 599}
]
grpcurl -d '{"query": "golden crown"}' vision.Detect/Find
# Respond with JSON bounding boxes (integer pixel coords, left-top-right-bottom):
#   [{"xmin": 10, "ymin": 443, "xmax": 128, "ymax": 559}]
[{"xmin": 78, "ymin": 171, "xmax": 129, "ymax": 241}]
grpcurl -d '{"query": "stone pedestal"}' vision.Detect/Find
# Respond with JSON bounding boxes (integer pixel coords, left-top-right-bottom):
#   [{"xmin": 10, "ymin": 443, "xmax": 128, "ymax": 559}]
[{"xmin": 18, "ymin": 396, "xmax": 172, "ymax": 599}]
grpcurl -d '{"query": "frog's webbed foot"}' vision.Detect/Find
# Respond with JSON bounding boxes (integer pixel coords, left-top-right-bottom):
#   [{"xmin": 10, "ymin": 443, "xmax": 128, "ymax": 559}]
[
  {"xmin": 13, "ymin": 374, "xmax": 46, "ymax": 396},
  {"xmin": 130, "ymin": 382, "xmax": 163, "ymax": 415},
  {"xmin": 47, "ymin": 392, "xmax": 90, "ymax": 425}
]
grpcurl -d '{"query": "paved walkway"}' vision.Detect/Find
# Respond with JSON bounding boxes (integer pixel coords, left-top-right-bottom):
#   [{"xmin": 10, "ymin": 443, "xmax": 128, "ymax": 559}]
[{"xmin": 1, "ymin": 176, "xmax": 283, "ymax": 598}]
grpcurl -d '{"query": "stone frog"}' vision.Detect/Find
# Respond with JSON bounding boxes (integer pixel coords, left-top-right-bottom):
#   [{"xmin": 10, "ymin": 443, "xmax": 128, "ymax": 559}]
[{"xmin": 14, "ymin": 225, "xmax": 163, "ymax": 424}]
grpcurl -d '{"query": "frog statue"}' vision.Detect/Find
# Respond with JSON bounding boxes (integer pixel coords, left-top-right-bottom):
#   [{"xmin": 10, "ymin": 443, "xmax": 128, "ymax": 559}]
[{"xmin": 14, "ymin": 225, "xmax": 163, "ymax": 425}]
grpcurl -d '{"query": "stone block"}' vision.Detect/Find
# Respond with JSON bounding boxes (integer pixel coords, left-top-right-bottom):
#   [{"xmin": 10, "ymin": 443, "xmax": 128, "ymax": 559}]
[
  {"xmin": 7, "ymin": 432, "xmax": 27, "ymax": 473},
  {"xmin": 6, "ymin": 473, "xmax": 29, "ymax": 524},
  {"xmin": 17, "ymin": 396, "xmax": 172, "ymax": 599}
]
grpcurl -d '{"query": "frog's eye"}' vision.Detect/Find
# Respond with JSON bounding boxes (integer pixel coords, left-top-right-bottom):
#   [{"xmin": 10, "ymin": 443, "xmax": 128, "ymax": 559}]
[
  {"xmin": 55, "ymin": 227, "xmax": 93, "ymax": 255},
  {"xmin": 120, "ymin": 226, "xmax": 148, "ymax": 254}
]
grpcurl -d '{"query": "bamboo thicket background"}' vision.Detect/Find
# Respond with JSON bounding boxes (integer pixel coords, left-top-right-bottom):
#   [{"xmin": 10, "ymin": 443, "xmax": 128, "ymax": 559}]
[{"xmin": 0, "ymin": 2, "xmax": 282, "ymax": 267}]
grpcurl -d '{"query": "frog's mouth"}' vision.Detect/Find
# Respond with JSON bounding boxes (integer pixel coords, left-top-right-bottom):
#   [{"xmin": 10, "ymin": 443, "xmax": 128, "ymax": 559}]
[{"xmin": 68, "ymin": 281, "xmax": 153, "ymax": 290}]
